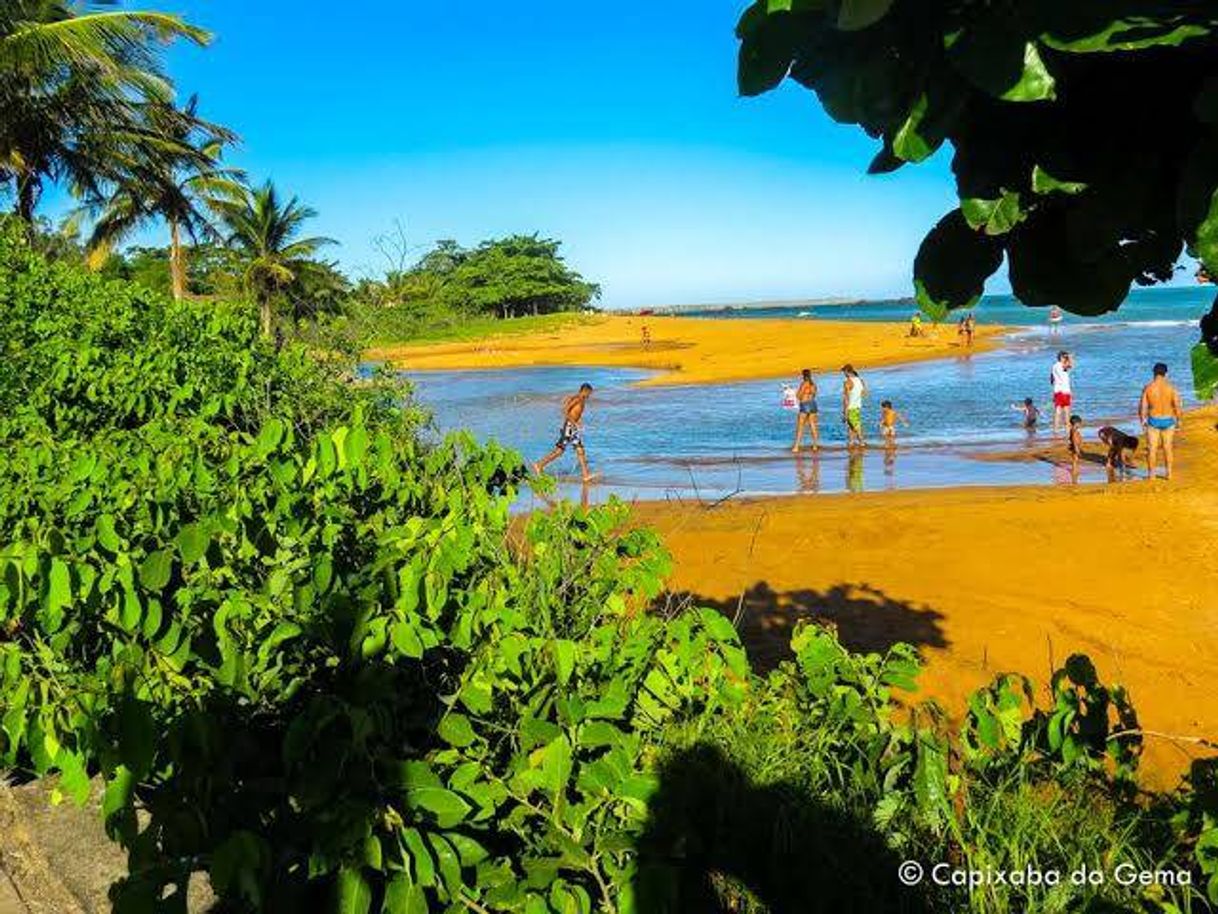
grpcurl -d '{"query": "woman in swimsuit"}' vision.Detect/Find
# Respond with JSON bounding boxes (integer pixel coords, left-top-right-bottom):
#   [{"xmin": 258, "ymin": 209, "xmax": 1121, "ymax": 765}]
[{"xmin": 792, "ymin": 368, "xmax": 819, "ymax": 452}]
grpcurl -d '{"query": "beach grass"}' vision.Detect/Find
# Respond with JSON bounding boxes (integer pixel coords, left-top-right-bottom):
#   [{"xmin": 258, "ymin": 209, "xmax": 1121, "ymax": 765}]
[{"xmin": 364, "ymin": 310, "xmax": 590, "ymax": 347}]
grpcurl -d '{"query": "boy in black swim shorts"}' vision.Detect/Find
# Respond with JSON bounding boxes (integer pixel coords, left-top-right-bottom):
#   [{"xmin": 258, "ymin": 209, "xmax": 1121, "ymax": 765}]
[{"xmin": 533, "ymin": 383, "xmax": 595, "ymax": 482}]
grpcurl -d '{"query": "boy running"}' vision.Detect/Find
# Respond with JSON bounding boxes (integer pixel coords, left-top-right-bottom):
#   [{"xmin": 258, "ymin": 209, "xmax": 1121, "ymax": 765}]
[{"xmin": 533, "ymin": 383, "xmax": 595, "ymax": 482}]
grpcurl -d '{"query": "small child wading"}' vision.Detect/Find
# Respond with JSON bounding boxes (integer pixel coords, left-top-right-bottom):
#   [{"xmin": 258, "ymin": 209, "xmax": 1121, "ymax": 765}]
[{"xmin": 879, "ymin": 400, "xmax": 909, "ymax": 444}]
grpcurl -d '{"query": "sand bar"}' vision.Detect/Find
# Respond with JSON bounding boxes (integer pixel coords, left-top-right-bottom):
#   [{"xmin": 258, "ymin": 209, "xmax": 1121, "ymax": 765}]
[
  {"xmin": 633, "ymin": 405, "xmax": 1218, "ymax": 786},
  {"xmin": 368, "ymin": 314, "xmax": 1003, "ymax": 386}
]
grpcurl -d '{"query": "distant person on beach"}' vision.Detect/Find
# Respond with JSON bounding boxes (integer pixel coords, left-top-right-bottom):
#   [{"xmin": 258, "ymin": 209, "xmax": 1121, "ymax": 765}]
[
  {"xmin": 841, "ymin": 364, "xmax": 867, "ymax": 448},
  {"xmin": 792, "ymin": 368, "xmax": 820, "ymax": 453},
  {"xmin": 879, "ymin": 400, "xmax": 909, "ymax": 443},
  {"xmin": 641, "ymin": 322, "xmax": 651, "ymax": 348},
  {"xmin": 1139, "ymin": 361, "xmax": 1183, "ymax": 480},
  {"xmin": 908, "ymin": 313, "xmax": 924, "ymax": 338},
  {"xmin": 533, "ymin": 383, "xmax": 595, "ymax": 482},
  {"xmin": 1011, "ymin": 397, "xmax": 1040, "ymax": 429},
  {"xmin": 1098, "ymin": 426, "xmax": 1139, "ymax": 472},
  {"xmin": 1068, "ymin": 415, "xmax": 1084, "ymax": 477},
  {"xmin": 958, "ymin": 313, "xmax": 976, "ymax": 347},
  {"xmin": 1048, "ymin": 305, "xmax": 1063, "ymax": 335},
  {"xmin": 1050, "ymin": 350, "xmax": 1074, "ymax": 433}
]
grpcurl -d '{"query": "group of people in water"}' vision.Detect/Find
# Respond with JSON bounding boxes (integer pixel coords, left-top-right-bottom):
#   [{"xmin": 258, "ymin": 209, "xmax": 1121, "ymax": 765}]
[{"xmin": 531, "ymin": 343, "xmax": 1186, "ymax": 487}]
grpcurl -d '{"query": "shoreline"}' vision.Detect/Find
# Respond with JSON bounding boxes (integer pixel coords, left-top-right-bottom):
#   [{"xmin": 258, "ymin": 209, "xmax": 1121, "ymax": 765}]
[
  {"xmin": 630, "ymin": 404, "xmax": 1218, "ymax": 787},
  {"xmin": 368, "ymin": 314, "xmax": 1006, "ymax": 386}
]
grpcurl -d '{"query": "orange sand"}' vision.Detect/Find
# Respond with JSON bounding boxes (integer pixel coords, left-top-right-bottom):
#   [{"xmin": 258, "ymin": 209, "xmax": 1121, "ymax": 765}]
[
  {"xmin": 634, "ymin": 406, "xmax": 1218, "ymax": 786},
  {"xmin": 368, "ymin": 314, "xmax": 1003, "ymax": 386}
]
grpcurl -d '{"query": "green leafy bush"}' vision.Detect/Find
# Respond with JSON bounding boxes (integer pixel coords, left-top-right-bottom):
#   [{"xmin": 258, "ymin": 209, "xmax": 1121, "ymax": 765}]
[{"xmin": 0, "ymin": 230, "xmax": 1215, "ymax": 914}]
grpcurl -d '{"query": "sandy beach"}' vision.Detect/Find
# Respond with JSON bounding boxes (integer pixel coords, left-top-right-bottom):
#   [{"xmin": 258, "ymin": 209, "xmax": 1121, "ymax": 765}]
[
  {"xmin": 634, "ymin": 404, "xmax": 1218, "ymax": 786},
  {"xmin": 369, "ymin": 314, "xmax": 1003, "ymax": 386}
]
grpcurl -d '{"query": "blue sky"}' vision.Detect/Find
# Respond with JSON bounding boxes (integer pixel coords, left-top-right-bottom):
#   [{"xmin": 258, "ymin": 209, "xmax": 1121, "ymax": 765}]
[{"xmin": 142, "ymin": 1, "xmax": 966, "ymax": 308}]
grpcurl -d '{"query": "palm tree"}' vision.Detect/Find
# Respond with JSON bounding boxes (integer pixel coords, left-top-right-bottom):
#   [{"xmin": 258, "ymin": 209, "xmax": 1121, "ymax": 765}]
[
  {"xmin": 86, "ymin": 97, "xmax": 244, "ymax": 299},
  {"xmin": 0, "ymin": 2, "xmax": 208, "ymax": 222},
  {"xmin": 217, "ymin": 182, "xmax": 336, "ymax": 337}
]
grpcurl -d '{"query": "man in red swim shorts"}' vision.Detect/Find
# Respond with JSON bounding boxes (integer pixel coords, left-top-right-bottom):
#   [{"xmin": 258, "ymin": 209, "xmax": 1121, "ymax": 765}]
[{"xmin": 1050, "ymin": 350, "xmax": 1073, "ymax": 434}]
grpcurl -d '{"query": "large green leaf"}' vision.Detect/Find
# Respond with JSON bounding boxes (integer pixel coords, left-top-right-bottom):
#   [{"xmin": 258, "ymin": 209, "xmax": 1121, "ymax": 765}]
[
  {"xmin": 947, "ymin": 25, "xmax": 1056, "ymax": 102},
  {"xmin": 835, "ymin": 0, "xmax": 893, "ymax": 31},
  {"xmin": 334, "ymin": 866, "xmax": 372, "ymax": 914},
  {"xmin": 1192, "ymin": 341, "xmax": 1218, "ymax": 400},
  {"xmin": 913, "ymin": 209, "xmax": 1004, "ymax": 319},
  {"xmin": 736, "ymin": 4, "xmax": 797, "ymax": 96},
  {"xmin": 407, "ymin": 786, "xmax": 472, "ymax": 828},
  {"xmin": 1179, "ymin": 138, "xmax": 1218, "ymax": 272}
]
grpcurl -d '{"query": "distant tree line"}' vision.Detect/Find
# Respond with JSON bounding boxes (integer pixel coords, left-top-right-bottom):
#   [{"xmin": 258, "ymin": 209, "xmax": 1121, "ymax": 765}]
[{"xmin": 1, "ymin": 4, "xmax": 598, "ymax": 341}]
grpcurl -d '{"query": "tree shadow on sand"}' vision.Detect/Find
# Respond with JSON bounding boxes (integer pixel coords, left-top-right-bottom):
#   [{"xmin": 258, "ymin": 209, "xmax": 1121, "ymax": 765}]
[
  {"xmin": 633, "ymin": 743, "xmax": 931, "ymax": 914},
  {"xmin": 665, "ymin": 581, "xmax": 947, "ymax": 672}
]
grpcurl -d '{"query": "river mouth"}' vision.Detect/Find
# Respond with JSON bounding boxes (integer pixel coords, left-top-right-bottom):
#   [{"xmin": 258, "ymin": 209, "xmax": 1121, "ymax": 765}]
[{"xmin": 394, "ymin": 314, "xmax": 1202, "ymax": 505}]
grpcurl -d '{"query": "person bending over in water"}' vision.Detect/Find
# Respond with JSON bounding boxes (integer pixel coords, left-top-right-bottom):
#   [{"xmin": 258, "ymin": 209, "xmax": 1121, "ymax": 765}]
[
  {"xmin": 1011, "ymin": 397, "xmax": 1040, "ymax": 430},
  {"xmin": 1139, "ymin": 361, "xmax": 1183, "ymax": 480},
  {"xmin": 1067, "ymin": 414, "xmax": 1084, "ymax": 477},
  {"xmin": 534, "ymin": 383, "xmax": 595, "ymax": 482},
  {"xmin": 1097, "ymin": 426, "xmax": 1138, "ymax": 472},
  {"xmin": 792, "ymin": 368, "xmax": 820, "ymax": 453},
  {"xmin": 841, "ymin": 364, "xmax": 867, "ymax": 448},
  {"xmin": 879, "ymin": 400, "xmax": 909, "ymax": 443}
]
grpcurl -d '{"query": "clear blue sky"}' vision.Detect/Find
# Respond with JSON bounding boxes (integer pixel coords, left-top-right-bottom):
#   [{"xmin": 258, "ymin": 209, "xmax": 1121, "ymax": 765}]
[{"xmin": 143, "ymin": 0, "xmax": 967, "ymax": 308}]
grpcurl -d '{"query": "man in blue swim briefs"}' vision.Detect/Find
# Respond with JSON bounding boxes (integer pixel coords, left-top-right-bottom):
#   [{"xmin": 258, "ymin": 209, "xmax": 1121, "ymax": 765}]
[
  {"xmin": 1138, "ymin": 362, "xmax": 1183, "ymax": 480},
  {"xmin": 534, "ymin": 383, "xmax": 595, "ymax": 482}
]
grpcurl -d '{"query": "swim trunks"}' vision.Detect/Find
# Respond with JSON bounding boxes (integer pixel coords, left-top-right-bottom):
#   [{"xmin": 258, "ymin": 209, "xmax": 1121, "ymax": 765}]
[
  {"xmin": 1146, "ymin": 416, "xmax": 1177, "ymax": 431},
  {"xmin": 554, "ymin": 421, "xmax": 583, "ymax": 450},
  {"xmin": 799, "ymin": 399, "xmax": 818, "ymax": 415},
  {"xmin": 1053, "ymin": 392, "xmax": 1072, "ymax": 408},
  {"xmin": 846, "ymin": 407, "xmax": 862, "ymax": 430}
]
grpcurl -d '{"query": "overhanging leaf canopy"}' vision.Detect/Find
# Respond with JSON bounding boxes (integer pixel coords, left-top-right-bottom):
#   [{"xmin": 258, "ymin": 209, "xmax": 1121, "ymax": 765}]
[{"xmin": 737, "ymin": 0, "xmax": 1218, "ymax": 392}]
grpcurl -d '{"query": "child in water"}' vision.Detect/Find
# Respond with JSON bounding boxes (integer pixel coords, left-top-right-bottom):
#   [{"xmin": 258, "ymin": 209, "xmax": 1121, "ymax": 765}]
[
  {"xmin": 1011, "ymin": 397, "xmax": 1040, "ymax": 429},
  {"xmin": 880, "ymin": 400, "xmax": 909, "ymax": 443},
  {"xmin": 1068, "ymin": 415, "xmax": 1084, "ymax": 475}
]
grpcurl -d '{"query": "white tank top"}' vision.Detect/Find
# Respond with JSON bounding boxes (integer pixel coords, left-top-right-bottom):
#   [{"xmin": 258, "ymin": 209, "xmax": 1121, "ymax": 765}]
[{"xmin": 846, "ymin": 376, "xmax": 864, "ymax": 409}]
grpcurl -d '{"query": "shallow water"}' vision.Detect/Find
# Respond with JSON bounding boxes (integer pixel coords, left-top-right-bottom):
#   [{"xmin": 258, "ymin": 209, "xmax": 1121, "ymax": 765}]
[{"xmin": 401, "ymin": 292, "xmax": 1206, "ymax": 504}]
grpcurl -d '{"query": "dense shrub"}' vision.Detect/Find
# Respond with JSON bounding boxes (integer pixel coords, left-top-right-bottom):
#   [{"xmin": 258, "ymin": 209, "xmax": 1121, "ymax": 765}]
[{"xmin": 0, "ymin": 231, "xmax": 1214, "ymax": 914}]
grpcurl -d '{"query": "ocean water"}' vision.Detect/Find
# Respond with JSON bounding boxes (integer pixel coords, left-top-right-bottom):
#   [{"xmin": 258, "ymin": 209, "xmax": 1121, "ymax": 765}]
[
  {"xmin": 401, "ymin": 288, "xmax": 1208, "ymax": 504},
  {"xmin": 683, "ymin": 285, "xmax": 1212, "ymax": 327}
]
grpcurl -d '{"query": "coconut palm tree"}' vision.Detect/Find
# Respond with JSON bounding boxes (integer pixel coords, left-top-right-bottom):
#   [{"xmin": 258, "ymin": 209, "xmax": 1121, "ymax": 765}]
[
  {"xmin": 0, "ymin": 2, "xmax": 207, "ymax": 222},
  {"xmin": 86, "ymin": 97, "xmax": 244, "ymax": 299},
  {"xmin": 216, "ymin": 182, "xmax": 336, "ymax": 337}
]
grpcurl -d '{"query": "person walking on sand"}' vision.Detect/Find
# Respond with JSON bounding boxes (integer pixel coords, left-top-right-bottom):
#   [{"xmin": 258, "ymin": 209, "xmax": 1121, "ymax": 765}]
[
  {"xmin": 792, "ymin": 368, "xmax": 820, "ymax": 452},
  {"xmin": 1050, "ymin": 350, "xmax": 1074, "ymax": 434},
  {"xmin": 841, "ymin": 364, "xmax": 867, "ymax": 448},
  {"xmin": 1139, "ymin": 362, "xmax": 1183, "ymax": 480},
  {"xmin": 533, "ymin": 383, "xmax": 595, "ymax": 482}
]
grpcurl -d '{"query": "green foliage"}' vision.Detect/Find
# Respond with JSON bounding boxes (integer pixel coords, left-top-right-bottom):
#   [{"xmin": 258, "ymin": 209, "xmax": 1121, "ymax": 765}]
[
  {"xmin": 354, "ymin": 235, "xmax": 600, "ymax": 343},
  {"xmin": 1, "ymin": 231, "xmax": 1215, "ymax": 914},
  {"xmin": 736, "ymin": 0, "xmax": 1218, "ymax": 391}
]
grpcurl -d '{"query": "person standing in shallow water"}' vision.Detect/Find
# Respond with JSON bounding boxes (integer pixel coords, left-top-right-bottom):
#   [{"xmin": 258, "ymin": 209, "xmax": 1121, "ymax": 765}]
[
  {"xmin": 533, "ymin": 383, "xmax": 595, "ymax": 482},
  {"xmin": 1050, "ymin": 350, "xmax": 1074, "ymax": 434},
  {"xmin": 841, "ymin": 364, "xmax": 867, "ymax": 449},
  {"xmin": 1139, "ymin": 362, "xmax": 1183, "ymax": 480},
  {"xmin": 791, "ymin": 368, "xmax": 819, "ymax": 453}
]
